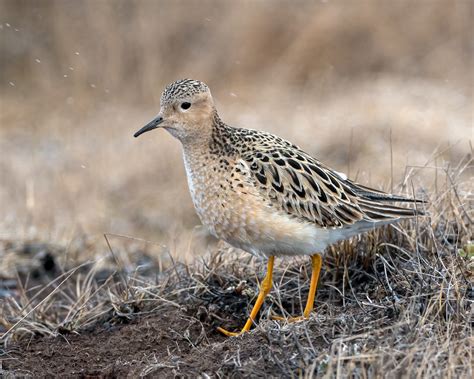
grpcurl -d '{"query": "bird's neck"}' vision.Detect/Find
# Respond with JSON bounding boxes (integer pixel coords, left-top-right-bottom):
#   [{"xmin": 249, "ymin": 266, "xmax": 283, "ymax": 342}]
[
  {"xmin": 208, "ymin": 113, "xmax": 238, "ymax": 156},
  {"xmin": 181, "ymin": 111, "xmax": 237, "ymax": 158}
]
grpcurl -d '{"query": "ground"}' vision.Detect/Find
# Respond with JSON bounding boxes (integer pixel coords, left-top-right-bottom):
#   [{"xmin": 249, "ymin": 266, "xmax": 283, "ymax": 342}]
[{"xmin": 1, "ymin": 207, "xmax": 472, "ymax": 377}]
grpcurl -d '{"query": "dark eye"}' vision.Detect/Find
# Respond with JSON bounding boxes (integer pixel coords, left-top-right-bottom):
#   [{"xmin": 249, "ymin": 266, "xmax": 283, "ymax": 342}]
[{"xmin": 180, "ymin": 102, "xmax": 191, "ymax": 110}]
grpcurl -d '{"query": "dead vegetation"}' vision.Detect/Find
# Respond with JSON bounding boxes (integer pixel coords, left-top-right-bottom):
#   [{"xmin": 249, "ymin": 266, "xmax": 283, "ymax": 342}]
[{"xmin": 1, "ymin": 159, "xmax": 472, "ymax": 377}]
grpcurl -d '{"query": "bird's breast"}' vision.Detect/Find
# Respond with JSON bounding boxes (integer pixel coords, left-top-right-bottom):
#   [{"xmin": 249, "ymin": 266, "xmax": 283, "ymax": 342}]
[{"xmin": 183, "ymin": 151, "xmax": 252, "ymax": 240}]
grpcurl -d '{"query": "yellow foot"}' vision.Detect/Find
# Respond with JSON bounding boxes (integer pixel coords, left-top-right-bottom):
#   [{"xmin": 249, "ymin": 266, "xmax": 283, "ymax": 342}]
[
  {"xmin": 271, "ymin": 254, "xmax": 322, "ymax": 325},
  {"xmin": 271, "ymin": 314, "xmax": 308, "ymax": 323},
  {"xmin": 217, "ymin": 326, "xmax": 242, "ymax": 337},
  {"xmin": 217, "ymin": 256, "xmax": 275, "ymax": 338}
]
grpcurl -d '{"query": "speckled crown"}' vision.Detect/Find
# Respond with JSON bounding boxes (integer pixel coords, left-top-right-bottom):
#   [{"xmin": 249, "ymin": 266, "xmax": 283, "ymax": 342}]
[{"xmin": 161, "ymin": 79, "xmax": 209, "ymax": 104}]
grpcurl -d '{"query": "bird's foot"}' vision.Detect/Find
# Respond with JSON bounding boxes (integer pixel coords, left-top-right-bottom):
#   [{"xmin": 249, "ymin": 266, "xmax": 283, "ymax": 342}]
[{"xmin": 217, "ymin": 326, "xmax": 243, "ymax": 337}]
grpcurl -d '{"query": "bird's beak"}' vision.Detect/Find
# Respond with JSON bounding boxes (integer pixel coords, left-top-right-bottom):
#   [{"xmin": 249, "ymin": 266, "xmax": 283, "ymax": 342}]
[{"xmin": 134, "ymin": 115, "xmax": 164, "ymax": 138}]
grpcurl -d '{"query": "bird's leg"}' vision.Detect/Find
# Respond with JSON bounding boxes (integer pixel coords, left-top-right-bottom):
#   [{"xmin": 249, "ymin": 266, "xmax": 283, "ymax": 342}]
[
  {"xmin": 217, "ymin": 256, "xmax": 275, "ymax": 337},
  {"xmin": 272, "ymin": 253, "xmax": 322, "ymax": 322},
  {"xmin": 301, "ymin": 253, "xmax": 322, "ymax": 318}
]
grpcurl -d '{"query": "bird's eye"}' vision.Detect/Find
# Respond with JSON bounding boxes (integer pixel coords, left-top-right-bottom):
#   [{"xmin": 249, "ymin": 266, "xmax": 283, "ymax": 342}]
[{"xmin": 180, "ymin": 102, "xmax": 191, "ymax": 110}]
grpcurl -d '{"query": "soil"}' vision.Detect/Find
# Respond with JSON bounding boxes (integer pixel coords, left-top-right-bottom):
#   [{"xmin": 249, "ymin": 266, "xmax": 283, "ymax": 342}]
[
  {"xmin": 1, "ymin": 238, "xmax": 471, "ymax": 378},
  {"xmin": 3, "ymin": 309, "xmax": 219, "ymax": 377},
  {"xmin": 2, "ymin": 304, "xmax": 335, "ymax": 378}
]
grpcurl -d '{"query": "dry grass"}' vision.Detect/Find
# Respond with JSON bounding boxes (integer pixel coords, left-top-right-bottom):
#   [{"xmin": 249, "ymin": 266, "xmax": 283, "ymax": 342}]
[
  {"xmin": 0, "ymin": 1, "xmax": 473, "ymax": 377},
  {"xmin": 1, "ymin": 160, "xmax": 472, "ymax": 377}
]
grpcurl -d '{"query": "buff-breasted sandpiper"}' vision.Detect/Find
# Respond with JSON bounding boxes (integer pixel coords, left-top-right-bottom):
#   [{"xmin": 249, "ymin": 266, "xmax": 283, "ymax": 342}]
[{"xmin": 134, "ymin": 79, "xmax": 425, "ymax": 337}]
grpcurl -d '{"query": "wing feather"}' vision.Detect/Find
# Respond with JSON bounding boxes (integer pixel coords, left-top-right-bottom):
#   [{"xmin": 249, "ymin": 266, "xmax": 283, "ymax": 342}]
[{"xmin": 239, "ymin": 136, "xmax": 423, "ymax": 228}]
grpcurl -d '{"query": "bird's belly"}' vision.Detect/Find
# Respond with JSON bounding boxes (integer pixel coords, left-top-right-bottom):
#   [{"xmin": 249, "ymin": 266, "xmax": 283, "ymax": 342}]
[
  {"xmin": 222, "ymin": 207, "xmax": 337, "ymax": 257},
  {"xmin": 189, "ymin": 179, "xmax": 337, "ymax": 256}
]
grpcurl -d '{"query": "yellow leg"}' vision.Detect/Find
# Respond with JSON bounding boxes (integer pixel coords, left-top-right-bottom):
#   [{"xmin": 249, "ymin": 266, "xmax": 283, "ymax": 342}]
[
  {"xmin": 217, "ymin": 256, "xmax": 275, "ymax": 337},
  {"xmin": 273, "ymin": 253, "xmax": 322, "ymax": 322}
]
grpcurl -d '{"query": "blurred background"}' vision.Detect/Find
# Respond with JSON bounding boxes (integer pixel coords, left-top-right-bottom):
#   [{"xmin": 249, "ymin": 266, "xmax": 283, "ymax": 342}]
[{"xmin": 0, "ymin": 0, "xmax": 472, "ymax": 251}]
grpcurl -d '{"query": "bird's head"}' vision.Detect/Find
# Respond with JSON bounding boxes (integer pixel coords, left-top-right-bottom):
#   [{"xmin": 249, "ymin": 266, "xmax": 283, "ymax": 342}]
[{"xmin": 134, "ymin": 79, "xmax": 216, "ymax": 143}]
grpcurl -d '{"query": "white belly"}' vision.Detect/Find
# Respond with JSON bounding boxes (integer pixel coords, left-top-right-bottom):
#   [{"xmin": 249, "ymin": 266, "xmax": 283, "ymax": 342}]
[{"xmin": 225, "ymin": 207, "xmax": 349, "ymax": 257}]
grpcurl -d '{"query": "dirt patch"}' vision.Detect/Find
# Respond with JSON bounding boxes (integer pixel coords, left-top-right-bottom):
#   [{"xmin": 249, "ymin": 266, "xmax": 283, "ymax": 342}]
[
  {"xmin": 3, "ymin": 310, "xmax": 215, "ymax": 377},
  {"xmin": 2, "ymin": 300, "xmax": 386, "ymax": 378},
  {"xmin": 2, "ymin": 246, "xmax": 472, "ymax": 378}
]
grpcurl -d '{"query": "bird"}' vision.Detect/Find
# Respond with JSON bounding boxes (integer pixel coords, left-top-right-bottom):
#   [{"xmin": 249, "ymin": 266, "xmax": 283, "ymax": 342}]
[{"xmin": 133, "ymin": 79, "xmax": 425, "ymax": 337}]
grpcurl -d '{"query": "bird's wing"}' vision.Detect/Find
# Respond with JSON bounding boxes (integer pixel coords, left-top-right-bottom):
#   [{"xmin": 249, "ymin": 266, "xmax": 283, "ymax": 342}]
[{"xmin": 240, "ymin": 142, "xmax": 421, "ymax": 228}]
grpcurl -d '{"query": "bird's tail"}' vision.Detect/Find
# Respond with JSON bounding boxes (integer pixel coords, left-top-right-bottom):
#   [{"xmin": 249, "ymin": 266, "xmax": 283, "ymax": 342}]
[
  {"xmin": 344, "ymin": 180, "xmax": 428, "ymax": 220},
  {"xmin": 347, "ymin": 180, "xmax": 428, "ymax": 204},
  {"xmin": 357, "ymin": 198, "xmax": 426, "ymax": 221}
]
